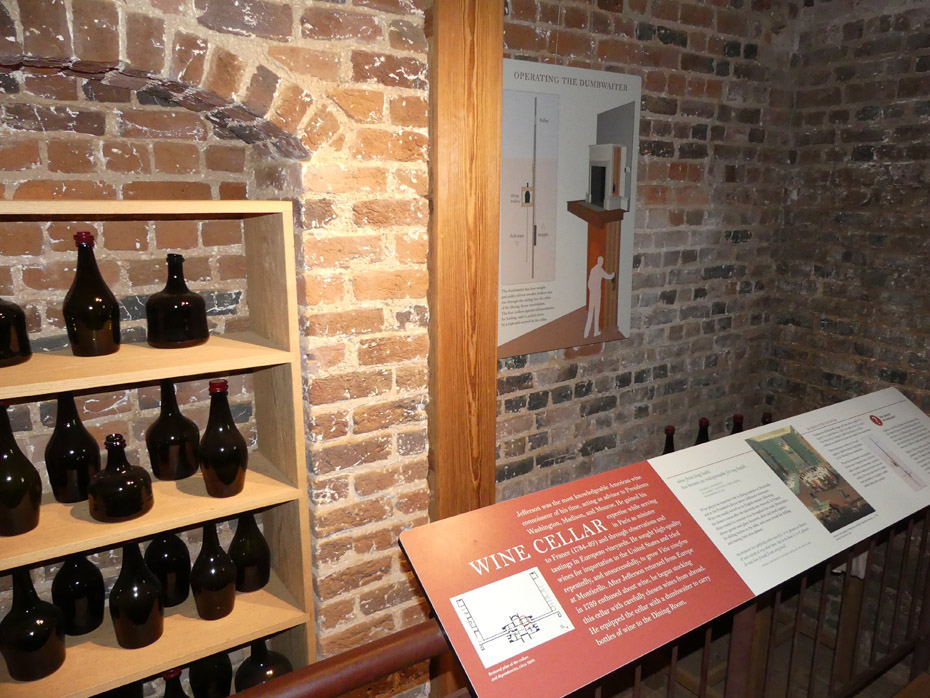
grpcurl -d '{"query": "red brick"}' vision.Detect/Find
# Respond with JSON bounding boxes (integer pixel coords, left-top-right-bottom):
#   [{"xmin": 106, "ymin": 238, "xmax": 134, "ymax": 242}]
[
  {"xmin": 395, "ymin": 169, "xmax": 427, "ymax": 196},
  {"xmin": 269, "ymin": 83, "xmax": 314, "ymax": 132},
  {"xmin": 0, "ymin": 223, "xmax": 43, "ymax": 256},
  {"xmin": 396, "ymin": 365, "xmax": 427, "ymax": 392},
  {"xmin": 72, "ymin": 0, "xmax": 119, "ymax": 67},
  {"xmin": 305, "ymin": 308, "xmax": 385, "ymax": 337},
  {"xmin": 350, "ymin": 129, "xmax": 428, "ymax": 162},
  {"xmin": 354, "ymin": 269, "xmax": 428, "ymax": 301},
  {"xmin": 218, "ymin": 255, "xmax": 246, "ymax": 280},
  {"xmin": 153, "ymin": 142, "xmax": 200, "ymax": 174},
  {"xmin": 353, "ymin": 398, "xmax": 426, "ymax": 434},
  {"xmin": 0, "ymin": 141, "xmax": 40, "ymax": 170},
  {"xmin": 680, "ymin": 3, "xmax": 714, "ymax": 27},
  {"xmin": 389, "ymin": 96, "xmax": 427, "ymax": 128},
  {"xmin": 201, "ymin": 221, "xmax": 242, "ymax": 247},
  {"xmin": 308, "ymin": 369, "xmax": 392, "ymax": 405},
  {"xmin": 171, "ymin": 32, "xmax": 209, "ymax": 84},
  {"xmin": 307, "ymin": 343, "xmax": 347, "ymax": 370},
  {"xmin": 23, "ymin": 259, "xmax": 118, "ymax": 291},
  {"xmin": 318, "ymin": 616, "xmax": 395, "ymax": 657},
  {"xmin": 306, "ymin": 235, "xmax": 382, "ymax": 270},
  {"xmin": 299, "ymin": 105, "xmax": 341, "ymax": 152},
  {"xmin": 197, "ymin": 0, "xmax": 293, "ymax": 40},
  {"xmin": 45, "ymin": 139, "xmax": 96, "ymax": 174},
  {"xmin": 102, "ymin": 141, "xmax": 151, "ymax": 174},
  {"xmin": 332, "ymin": 88, "xmax": 384, "ymax": 124},
  {"xmin": 203, "ymin": 47, "xmax": 246, "ymax": 102},
  {"xmin": 505, "ymin": 24, "xmax": 547, "ymax": 53},
  {"xmin": 355, "ymin": 0, "xmax": 425, "ymax": 13},
  {"xmin": 243, "ymin": 65, "xmax": 279, "ymax": 117},
  {"xmin": 219, "ymin": 182, "xmax": 247, "ymax": 199},
  {"xmin": 23, "ymin": 73, "xmax": 78, "ymax": 100},
  {"xmin": 102, "ymin": 221, "xmax": 149, "ymax": 251},
  {"xmin": 359, "ymin": 581, "xmax": 417, "ymax": 616},
  {"xmin": 389, "ymin": 20, "xmax": 427, "ymax": 52},
  {"xmin": 352, "ymin": 51, "xmax": 426, "ymax": 89},
  {"xmin": 358, "ymin": 334, "xmax": 429, "ymax": 366},
  {"xmin": 311, "ymin": 435, "xmax": 392, "ymax": 475},
  {"xmin": 3, "ymin": 104, "xmax": 105, "ymax": 134},
  {"xmin": 353, "ymin": 199, "xmax": 427, "ymax": 227},
  {"xmin": 308, "ymin": 411, "xmax": 350, "ymax": 443},
  {"xmin": 123, "ymin": 180, "xmax": 213, "ymax": 199},
  {"xmin": 301, "ymin": 8, "xmax": 381, "ymax": 42},
  {"xmin": 120, "ymin": 110, "xmax": 208, "ymax": 140},
  {"xmin": 126, "ymin": 13, "xmax": 165, "ymax": 74},
  {"xmin": 15, "ymin": 180, "xmax": 116, "ymax": 200},
  {"xmin": 155, "ymin": 221, "xmax": 199, "ymax": 250},
  {"xmin": 205, "ymin": 145, "xmax": 246, "ymax": 173},
  {"xmin": 298, "ymin": 274, "xmax": 346, "ymax": 306},
  {"xmin": 397, "ymin": 488, "xmax": 429, "ymax": 515},
  {"xmin": 268, "ymin": 46, "xmax": 341, "ymax": 81},
  {"xmin": 318, "ymin": 597, "xmax": 355, "ymax": 629},
  {"xmin": 303, "ymin": 164, "xmax": 388, "ymax": 195},
  {"xmin": 19, "ymin": 0, "xmax": 72, "ymax": 64}
]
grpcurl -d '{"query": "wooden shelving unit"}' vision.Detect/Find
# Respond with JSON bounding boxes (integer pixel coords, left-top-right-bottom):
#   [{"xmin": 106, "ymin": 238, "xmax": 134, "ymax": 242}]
[{"xmin": 0, "ymin": 201, "xmax": 313, "ymax": 697}]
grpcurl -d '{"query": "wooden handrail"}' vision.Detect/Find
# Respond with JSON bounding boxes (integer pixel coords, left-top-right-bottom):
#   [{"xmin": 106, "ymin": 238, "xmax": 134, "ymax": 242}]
[{"xmin": 236, "ymin": 620, "xmax": 451, "ymax": 698}]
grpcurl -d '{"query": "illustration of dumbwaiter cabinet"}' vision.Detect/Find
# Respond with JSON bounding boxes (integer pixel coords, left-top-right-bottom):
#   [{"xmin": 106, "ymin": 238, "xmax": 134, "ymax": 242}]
[
  {"xmin": 498, "ymin": 62, "xmax": 641, "ymax": 358},
  {"xmin": 0, "ymin": 200, "xmax": 312, "ymax": 698}
]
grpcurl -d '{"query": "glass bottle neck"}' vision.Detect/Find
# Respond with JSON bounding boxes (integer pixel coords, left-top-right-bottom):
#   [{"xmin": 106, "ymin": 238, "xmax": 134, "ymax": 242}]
[
  {"xmin": 57, "ymin": 393, "xmax": 80, "ymax": 426},
  {"xmin": 76, "ymin": 244, "xmax": 105, "ymax": 281},
  {"xmin": 202, "ymin": 522, "xmax": 219, "ymax": 549},
  {"xmin": 121, "ymin": 542, "xmax": 143, "ymax": 569},
  {"xmin": 160, "ymin": 380, "xmax": 180, "ymax": 415},
  {"xmin": 250, "ymin": 639, "xmax": 268, "ymax": 661},
  {"xmin": 12, "ymin": 568, "xmax": 40, "ymax": 605},
  {"xmin": 105, "ymin": 443, "xmax": 132, "ymax": 472},
  {"xmin": 208, "ymin": 392, "xmax": 234, "ymax": 424},
  {"xmin": 0, "ymin": 405, "xmax": 12, "ymax": 439},
  {"xmin": 164, "ymin": 258, "xmax": 190, "ymax": 293}
]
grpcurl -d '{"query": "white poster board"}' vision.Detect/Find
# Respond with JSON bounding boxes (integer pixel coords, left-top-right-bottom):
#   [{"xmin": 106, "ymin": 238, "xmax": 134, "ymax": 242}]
[{"xmin": 498, "ymin": 62, "xmax": 641, "ymax": 358}]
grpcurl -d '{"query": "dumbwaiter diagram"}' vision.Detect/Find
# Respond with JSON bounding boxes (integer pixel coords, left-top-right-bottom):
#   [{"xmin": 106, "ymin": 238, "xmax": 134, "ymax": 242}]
[{"xmin": 500, "ymin": 91, "xmax": 559, "ymax": 285}]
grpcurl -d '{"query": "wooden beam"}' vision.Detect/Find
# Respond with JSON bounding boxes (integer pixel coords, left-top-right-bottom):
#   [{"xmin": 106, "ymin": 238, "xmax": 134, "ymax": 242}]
[{"xmin": 426, "ymin": 0, "xmax": 502, "ymax": 521}]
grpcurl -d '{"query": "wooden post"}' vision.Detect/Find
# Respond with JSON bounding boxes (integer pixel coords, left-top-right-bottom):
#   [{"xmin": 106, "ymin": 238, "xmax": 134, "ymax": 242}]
[
  {"xmin": 426, "ymin": 1, "xmax": 502, "ymax": 520},
  {"xmin": 427, "ymin": 0, "xmax": 503, "ymax": 694}
]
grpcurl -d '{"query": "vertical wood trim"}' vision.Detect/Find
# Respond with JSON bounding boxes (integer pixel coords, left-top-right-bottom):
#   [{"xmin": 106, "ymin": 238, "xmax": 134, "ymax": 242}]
[{"xmin": 427, "ymin": 0, "xmax": 502, "ymax": 520}]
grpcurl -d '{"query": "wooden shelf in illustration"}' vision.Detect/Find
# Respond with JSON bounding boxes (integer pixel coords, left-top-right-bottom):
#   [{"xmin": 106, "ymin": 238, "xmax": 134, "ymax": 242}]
[{"xmin": 567, "ymin": 200, "xmax": 626, "ymax": 337}]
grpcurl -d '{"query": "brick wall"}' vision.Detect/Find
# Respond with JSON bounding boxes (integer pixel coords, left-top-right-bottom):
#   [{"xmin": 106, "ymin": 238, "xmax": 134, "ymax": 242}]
[
  {"xmin": 772, "ymin": 0, "xmax": 930, "ymax": 417},
  {"xmin": 497, "ymin": 0, "xmax": 798, "ymax": 500},
  {"xmin": 0, "ymin": 0, "xmax": 429, "ymax": 682}
]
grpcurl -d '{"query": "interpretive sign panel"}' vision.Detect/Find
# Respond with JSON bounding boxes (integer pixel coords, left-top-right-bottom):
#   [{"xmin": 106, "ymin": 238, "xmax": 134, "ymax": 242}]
[
  {"xmin": 497, "ymin": 61, "xmax": 641, "ymax": 358},
  {"xmin": 400, "ymin": 388, "xmax": 930, "ymax": 698}
]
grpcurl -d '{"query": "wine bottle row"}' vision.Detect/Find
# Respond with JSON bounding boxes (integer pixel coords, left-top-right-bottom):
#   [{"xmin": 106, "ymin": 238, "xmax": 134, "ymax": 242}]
[
  {"xmin": 661, "ymin": 411, "xmax": 774, "ymax": 454},
  {"xmin": 0, "ymin": 514, "xmax": 271, "ymax": 683},
  {"xmin": 0, "ymin": 378, "xmax": 248, "ymax": 537},
  {"xmin": 93, "ymin": 636, "xmax": 293, "ymax": 698},
  {"xmin": 0, "ymin": 232, "xmax": 210, "ymax": 367}
]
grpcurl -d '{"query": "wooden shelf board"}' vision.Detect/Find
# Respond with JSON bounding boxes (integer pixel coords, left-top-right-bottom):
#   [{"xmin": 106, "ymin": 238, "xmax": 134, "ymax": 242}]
[
  {"xmin": 0, "ymin": 199, "xmax": 292, "ymax": 221},
  {"xmin": 0, "ymin": 333, "xmax": 292, "ymax": 400},
  {"xmin": 1, "ymin": 452, "xmax": 298, "ymax": 571},
  {"xmin": 0, "ymin": 572, "xmax": 305, "ymax": 698}
]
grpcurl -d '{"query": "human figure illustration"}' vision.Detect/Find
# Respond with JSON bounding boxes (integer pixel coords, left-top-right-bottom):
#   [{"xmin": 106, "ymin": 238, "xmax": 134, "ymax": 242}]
[{"xmin": 583, "ymin": 256, "xmax": 614, "ymax": 338}]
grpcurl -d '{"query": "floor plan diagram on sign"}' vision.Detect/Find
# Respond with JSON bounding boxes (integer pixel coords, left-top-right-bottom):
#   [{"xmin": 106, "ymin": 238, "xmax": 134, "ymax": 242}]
[{"xmin": 450, "ymin": 567, "xmax": 574, "ymax": 668}]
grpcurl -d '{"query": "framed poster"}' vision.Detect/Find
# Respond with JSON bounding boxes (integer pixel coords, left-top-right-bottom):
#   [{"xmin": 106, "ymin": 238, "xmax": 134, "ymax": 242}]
[{"xmin": 498, "ymin": 62, "xmax": 641, "ymax": 358}]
